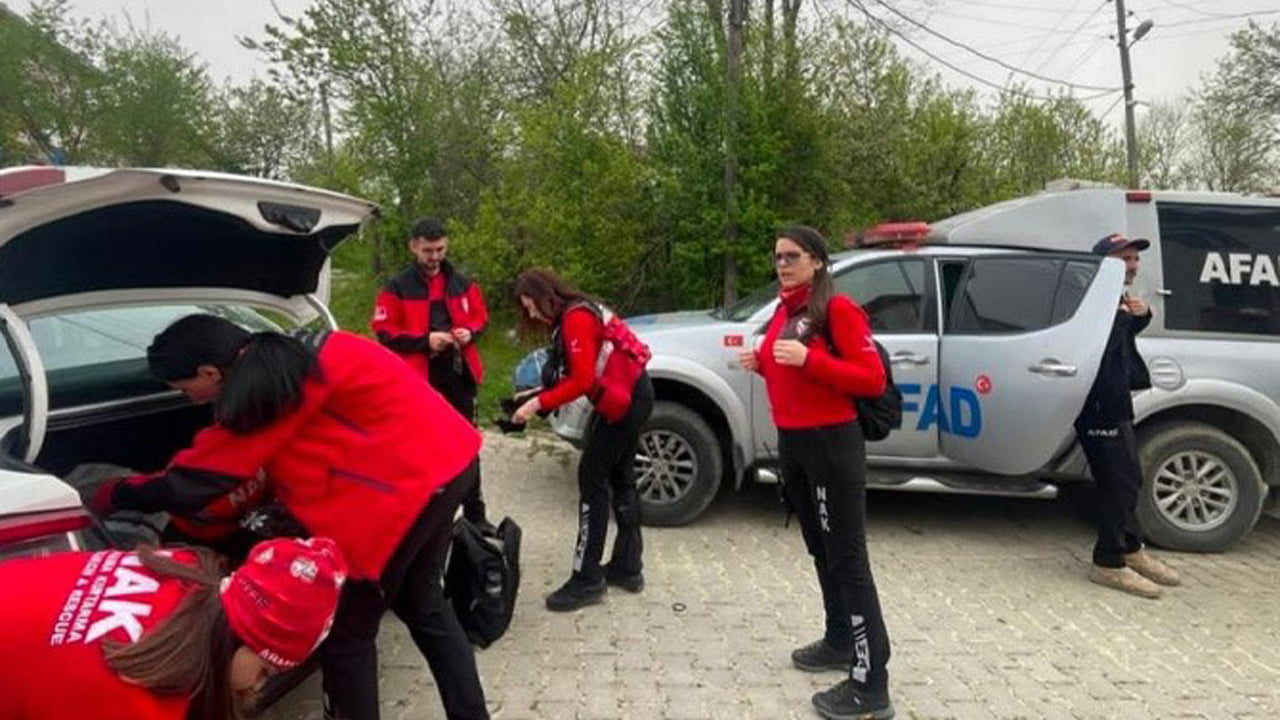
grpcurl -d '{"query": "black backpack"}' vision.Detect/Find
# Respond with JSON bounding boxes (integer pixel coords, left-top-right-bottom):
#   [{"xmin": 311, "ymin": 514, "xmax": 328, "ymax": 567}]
[
  {"xmin": 444, "ymin": 517, "xmax": 522, "ymax": 648},
  {"xmin": 855, "ymin": 340, "xmax": 903, "ymax": 441},
  {"xmin": 820, "ymin": 324, "xmax": 903, "ymax": 442}
]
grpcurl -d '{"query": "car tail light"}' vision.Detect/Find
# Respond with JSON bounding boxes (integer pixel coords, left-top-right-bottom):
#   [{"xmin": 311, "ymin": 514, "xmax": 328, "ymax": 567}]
[
  {"xmin": 1125, "ymin": 191, "xmax": 1152, "ymax": 203},
  {"xmin": 0, "ymin": 508, "xmax": 91, "ymax": 560}
]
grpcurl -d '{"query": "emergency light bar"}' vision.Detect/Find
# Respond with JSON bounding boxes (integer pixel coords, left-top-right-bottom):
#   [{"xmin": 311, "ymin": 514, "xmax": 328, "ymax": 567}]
[{"xmin": 851, "ymin": 221, "xmax": 932, "ymax": 249}]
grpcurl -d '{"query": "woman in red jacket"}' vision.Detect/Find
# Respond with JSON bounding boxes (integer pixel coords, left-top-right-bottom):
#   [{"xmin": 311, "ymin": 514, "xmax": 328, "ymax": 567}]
[
  {"xmin": 93, "ymin": 315, "xmax": 488, "ymax": 720},
  {"xmin": 738, "ymin": 226, "xmax": 894, "ymax": 720},
  {"xmin": 510, "ymin": 269, "xmax": 653, "ymax": 612},
  {"xmin": 0, "ymin": 537, "xmax": 345, "ymax": 720}
]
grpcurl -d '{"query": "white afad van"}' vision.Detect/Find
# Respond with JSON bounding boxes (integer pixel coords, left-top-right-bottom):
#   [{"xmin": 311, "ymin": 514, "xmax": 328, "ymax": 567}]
[{"xmin": 931, "ymin": 186, "xmax": 1280, "ymax": 551}]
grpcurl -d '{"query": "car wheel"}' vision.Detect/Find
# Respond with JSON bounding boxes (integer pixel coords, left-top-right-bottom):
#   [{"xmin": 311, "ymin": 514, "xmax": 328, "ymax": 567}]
[
  {"xmin": 634, "ymin": 401, "xmax": 723, "ymax": 527},
  {"xmin": 1136, "ymin": 422, "xmax": 1267, "ymax": 553}
]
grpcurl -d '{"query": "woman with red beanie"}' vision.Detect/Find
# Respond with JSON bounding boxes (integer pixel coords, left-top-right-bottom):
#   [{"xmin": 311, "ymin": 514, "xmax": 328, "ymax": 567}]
[
  {"xmin": 91, "ymin": 315, "xmax": 489, "ymax": 720},
  {"xmin": 0, "ymin": 537, "xmax": 345, "ymax": 720},
  {"xmin": 510, "ymin": 269, "xmax": 653, "ymax": 612},
  {"xmin": 738, "ymin": 226, "xmax": 894, "ymax": 720}
]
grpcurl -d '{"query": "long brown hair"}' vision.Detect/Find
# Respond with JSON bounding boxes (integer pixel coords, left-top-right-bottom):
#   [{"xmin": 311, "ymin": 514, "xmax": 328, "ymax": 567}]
[
  {"xmin": 778, "ymin": 225, "xmax": 835, "ymax": 340},
  {"xmin": 104, "ymin": 546, "xmax": 240, "ymax": 720},
  {"xmin": 513, "ymin": 268, "xmax": 596, "ymax": 337}
]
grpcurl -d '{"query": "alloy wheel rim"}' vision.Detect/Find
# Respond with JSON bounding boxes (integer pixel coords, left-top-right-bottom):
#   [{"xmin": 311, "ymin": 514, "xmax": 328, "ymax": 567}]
[
  {"xmin": 1152, "ymin": 450, "xmax": 1238, "ymax": 532},
  {"xmin": 635, "ymin": 429, "xmax": 699, "ymax": 505}
]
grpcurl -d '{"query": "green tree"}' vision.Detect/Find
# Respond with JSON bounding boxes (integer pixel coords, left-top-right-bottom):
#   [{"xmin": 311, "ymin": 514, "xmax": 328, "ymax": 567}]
[
  {"xmin": 0, "ymin": 0, "xmax": 103, "ymax": 163},
  {"xmin": 208, "ymin": 80, "xmax": 322, "ymax": 179},
  {"xmin": 247, "ymin": 0, "xmax": 505, "ymax": 275},
  {"xmin": 94, "ymin": 28, "xmax": 217, "ymax": 166}
]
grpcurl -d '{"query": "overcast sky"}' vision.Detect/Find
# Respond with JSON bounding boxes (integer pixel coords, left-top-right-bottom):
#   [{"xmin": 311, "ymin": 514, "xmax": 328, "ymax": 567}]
[{"xmin": 11, "ymin": 0, "xmax": 1280, "ymax": 127}]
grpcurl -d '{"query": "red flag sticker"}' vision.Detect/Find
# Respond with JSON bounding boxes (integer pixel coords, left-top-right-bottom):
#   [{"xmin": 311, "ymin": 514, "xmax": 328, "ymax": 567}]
[
  {"xmin": 723, "ymin": 335, "xmax": 744, "ymax": 347},
  {"xmin": 975, "ymin": 374, "xmax": 992, "ymax": 395}
]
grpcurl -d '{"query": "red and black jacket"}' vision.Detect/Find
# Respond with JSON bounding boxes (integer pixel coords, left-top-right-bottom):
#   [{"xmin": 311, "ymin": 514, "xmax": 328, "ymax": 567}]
[
  {"xmin": 109, "ymin": 331, "xmax": 482, "ymax": 581},
  {"xmin": 756, "ymin": 285, "xmax": 886, "ymax": 430},
  {"xmin": 372, "ymin": 261, "xmax": 488, "ymax": 384}
]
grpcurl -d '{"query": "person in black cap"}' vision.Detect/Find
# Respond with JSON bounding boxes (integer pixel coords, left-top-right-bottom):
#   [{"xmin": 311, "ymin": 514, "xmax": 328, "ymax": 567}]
[{"xmin": 1078, "ymin": 233, "xmax": 1181, "ymax": 598}]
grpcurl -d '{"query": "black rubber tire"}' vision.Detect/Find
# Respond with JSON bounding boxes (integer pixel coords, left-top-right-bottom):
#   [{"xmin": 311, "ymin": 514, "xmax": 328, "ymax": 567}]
[
  {"xmin": 1136, "ymin": 422, "xmax": 1267, "ymax": 553},
  {"xmin": 635, "ymin": 401, "xmax": 723, "ymax": 527}
]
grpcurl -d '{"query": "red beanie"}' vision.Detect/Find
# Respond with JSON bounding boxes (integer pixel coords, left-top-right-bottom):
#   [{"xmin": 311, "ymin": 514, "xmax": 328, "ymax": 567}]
[{"xmin": 220, "ymin": 537, "xmax": 347, "ymax": 669}]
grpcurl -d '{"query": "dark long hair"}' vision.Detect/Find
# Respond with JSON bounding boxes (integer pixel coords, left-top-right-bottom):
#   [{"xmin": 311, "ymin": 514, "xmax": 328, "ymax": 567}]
[
  {"xmin": 148, "ymin": 315, "xmax": 320, "ymax": 435},
  {"xmin": 778, "ymin": 225, "xmax": 834, "ymax": 340},
  {"xmin": 513, "ymin": 268, "xmax": 595, "ymax": 338},
  {"xmin": 104, "ymin": 546, "xmax": 240, "ymax": 720}
]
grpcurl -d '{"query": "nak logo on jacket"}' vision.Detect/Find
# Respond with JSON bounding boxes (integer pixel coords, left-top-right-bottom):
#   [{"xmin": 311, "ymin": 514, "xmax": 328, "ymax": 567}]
[{"xmin": 49, "ymin": 551, "xmax": 165, "ymax": 647}]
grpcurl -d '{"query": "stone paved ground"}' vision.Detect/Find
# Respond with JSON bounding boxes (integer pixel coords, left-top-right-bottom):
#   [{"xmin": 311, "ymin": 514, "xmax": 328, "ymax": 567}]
[{"xmin": 265, "ymin": 430, "xmax": 1280, "ymax": 720}]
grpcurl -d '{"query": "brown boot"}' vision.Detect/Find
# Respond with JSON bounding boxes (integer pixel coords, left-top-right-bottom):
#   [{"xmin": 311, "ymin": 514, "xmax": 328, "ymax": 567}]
[
  {"xmin": 1125, "ymin": 549, "xmax": 1181, "ymax": 586},
  {"xmin": 1088, "ymin": 565, "xmax": 1162, "ymax": 599}
]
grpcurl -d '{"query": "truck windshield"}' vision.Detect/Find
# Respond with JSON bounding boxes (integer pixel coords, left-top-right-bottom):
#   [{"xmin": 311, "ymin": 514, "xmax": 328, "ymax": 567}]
[{"xmin": 715, "ymin": 280, "xmax": 780, "ymax": 322}]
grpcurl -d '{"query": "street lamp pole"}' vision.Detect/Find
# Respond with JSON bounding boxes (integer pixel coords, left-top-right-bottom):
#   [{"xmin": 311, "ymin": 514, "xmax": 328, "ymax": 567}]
[{"xmin": 1113, "ymin": 0, "xmax": 1152, "ymax": 188}]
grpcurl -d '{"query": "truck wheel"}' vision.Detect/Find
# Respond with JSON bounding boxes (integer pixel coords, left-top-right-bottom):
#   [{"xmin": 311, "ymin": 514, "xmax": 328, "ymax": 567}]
[
  {"xmin": 634, "ymin": 401, "xmax": 723, "ymax": 527},
  {"xmin": 1136, "ymin": 422, "xmax": 1267, "ymax": 553}
]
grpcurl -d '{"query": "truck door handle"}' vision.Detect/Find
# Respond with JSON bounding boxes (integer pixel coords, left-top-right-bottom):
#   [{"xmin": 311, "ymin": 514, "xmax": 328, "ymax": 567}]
[
  {"xmin": 890, "ymin": 351, "xmax": 930, "ymax": 366},
  {"xmin": 1028, "ymin": 359, "xmax": 1078, "ymax": 377}
]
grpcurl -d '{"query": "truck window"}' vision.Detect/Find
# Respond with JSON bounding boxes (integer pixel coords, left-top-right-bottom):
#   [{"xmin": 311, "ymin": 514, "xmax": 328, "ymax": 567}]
[
  {"xmin": 832, "ymin": 260, "xmax": 929, "ymax": 333},
  {"xmin": 1158, "ymin": 202, "xmax": 1280, "ymax": 335},
  {"xmin": 949, "ymin": 257, "xmax": 1095, "ymax": 334}
]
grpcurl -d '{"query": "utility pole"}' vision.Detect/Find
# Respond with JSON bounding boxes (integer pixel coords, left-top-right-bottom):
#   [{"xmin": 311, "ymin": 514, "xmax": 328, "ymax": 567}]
[
  {"xmin": 319, "ymin": 81, "xmax": 335, "ymax": 180},
  {"xmin": 723, "ymin": 0, "xmax": 745, "ymax": 306},
  {"xmin": 1114, "ymin": 0, "xmax": 1139, "ymax": 188}
]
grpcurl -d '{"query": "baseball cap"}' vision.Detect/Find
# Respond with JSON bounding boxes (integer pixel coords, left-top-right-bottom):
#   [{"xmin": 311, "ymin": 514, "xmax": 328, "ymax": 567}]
[
  {"xmin": 220, "ymin": 537, "xmax": 347, "ymax": 670},
  {"xmin": 1092, "ymin": 233, "xmax": 1150, "ymax": 256}
]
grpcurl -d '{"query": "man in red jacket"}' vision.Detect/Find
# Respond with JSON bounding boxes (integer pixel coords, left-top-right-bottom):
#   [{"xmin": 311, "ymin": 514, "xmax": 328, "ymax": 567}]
[{"xmin": 372, "ymin": 217, "xmax": 491, "ymax": 529}]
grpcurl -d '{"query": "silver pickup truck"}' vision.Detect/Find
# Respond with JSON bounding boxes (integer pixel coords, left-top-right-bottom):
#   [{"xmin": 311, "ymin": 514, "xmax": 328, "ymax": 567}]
[{"xmin": 549, "ymin": 187, "xmax": 1280, "ymax": 552}]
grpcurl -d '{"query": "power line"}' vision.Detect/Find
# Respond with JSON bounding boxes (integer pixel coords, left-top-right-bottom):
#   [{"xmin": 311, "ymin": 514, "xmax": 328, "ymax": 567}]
[
  {"xmin": 842, "ymin": 0, "xmax": 1120, "ymax": 102},
  {"xmin": 1156, "ymin": 0, "xmax": 1246, "ymax": 20},
  {"xmin": 925, "ymin": 0, "xmax": 1103, "ymax": 15},
  {"xmin": 1031, "ymin": 0, "xmax": 1110, "ymax": 76},
  {"xmin": 859, "ymin": 0, "xmax": 1122, "ymax": 91},
  {"xmin": 1100, "ymin": 93, "xmax": 1125, "ymax": 121},
  {"xmin": 922, "ymin": 7, "xmax": 1114, "ymax": 33},
  {"xmin": 1161, "ymin": 9, "xmax": 1280, "ymax": 28}
]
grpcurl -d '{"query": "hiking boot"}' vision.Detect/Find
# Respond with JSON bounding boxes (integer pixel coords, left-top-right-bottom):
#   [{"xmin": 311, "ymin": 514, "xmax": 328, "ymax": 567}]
[
  {"xmin": 545, "ymin": 577, "xmax": 606, "ymax": 612},
  {"xmin": 1088, "ymin": 564, "xmax": 1162, "ymax": 599},
  {"xmin": 791, "ymin": 638, "xmax": 855, "ymax": 672},
  {"xmin": 811, "ymin": 679, "xmax": 895, "ymax": 720},
  {"xmin": 1125, "ymin": 549, "xmax": 1181, "ymax": 587},
  {"xmin": 603, "ymin": 564, "xmax": 645, "ymax": 593}
]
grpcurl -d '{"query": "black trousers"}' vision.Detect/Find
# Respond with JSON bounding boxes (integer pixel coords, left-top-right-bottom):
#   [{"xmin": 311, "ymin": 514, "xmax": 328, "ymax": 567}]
[
  {"xmin": 429, "ymin": 356, "xmax": 486, "ymax": 523},
  {"xmin": 1076, "ymin": 417, "xmax": 1145, "ymax": 567},
  {"xmin": 320, "ymin": 461, "xmax": 488, "ymax": 720},
  {"xmin": 571, "ymin": 373, "xmax": 653, "ymax": 583},
  {"xmin": 779, "ymin": 421, "xmax": 891, "ymax": 696}
]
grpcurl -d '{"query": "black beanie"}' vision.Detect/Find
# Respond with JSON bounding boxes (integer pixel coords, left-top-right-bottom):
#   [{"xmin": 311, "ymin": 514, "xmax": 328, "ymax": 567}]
[{"xmin": 147, "ymin": 314, "xmax": 251, "ymax": 382}]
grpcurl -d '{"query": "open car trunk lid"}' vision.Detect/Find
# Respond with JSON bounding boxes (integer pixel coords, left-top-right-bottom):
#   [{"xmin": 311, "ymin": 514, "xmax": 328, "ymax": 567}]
[{"xmin": 0, "ymin": 167, "xmax": 378, "ymax": 322}]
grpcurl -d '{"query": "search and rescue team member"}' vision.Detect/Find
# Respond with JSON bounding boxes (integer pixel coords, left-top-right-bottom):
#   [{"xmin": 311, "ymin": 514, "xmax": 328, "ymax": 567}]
[
  {"xmin": 0, "ymin": 537, "xmax": 345, "ymax": 720},
  {"xmin": 372, "ymin": 216, "xmax": 492, "ymax": 531},
  {"xmin": 90, "ymin": 315, "xmax": 490, "ymax": 720},
  {"xmin": 511, "ymin": 268, "xmax": 654, "ymax": 612},
  {"xmin": 1078, "ymin": 234, "xmax": 1181, "ymax": 598},
  {"xmin": 739, "ymin": 226, "xmax": 894, "ymax": 720}
]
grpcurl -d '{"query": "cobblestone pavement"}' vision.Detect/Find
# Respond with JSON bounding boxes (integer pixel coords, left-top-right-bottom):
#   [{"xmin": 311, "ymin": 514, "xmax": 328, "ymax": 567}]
[{"xmin": 265, "ymin": 430, "xmax": 1280, "ymax": 720}]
